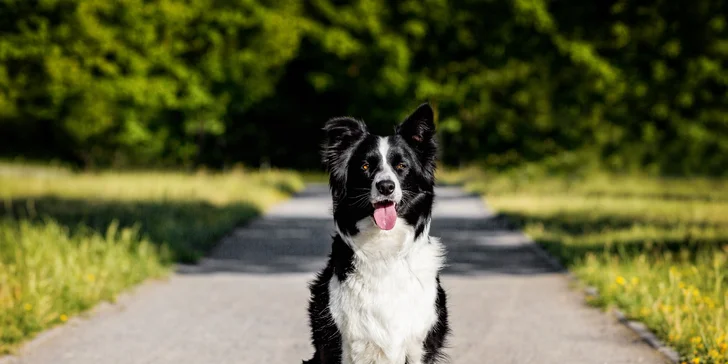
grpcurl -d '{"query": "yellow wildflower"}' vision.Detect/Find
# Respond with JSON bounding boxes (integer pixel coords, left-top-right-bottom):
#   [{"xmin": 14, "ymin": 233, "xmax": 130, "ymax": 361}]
[
  {"xmin": 23, "ymin": 303, "xmax": 33, "ymax": 311},
  {"xmin": 60, "ymin": 314, "xmax": 68, "ymax": 322},
  {"xmin": 692, "ymin": 358, "xmax": 700, "ymax": 364},
  {"xmin": 720, "ymin": 342, "xmax": 727, "ymax": 353},
  {"xmin": 616, "ymin": 276, "xmax": 626, "ymax": 286}
]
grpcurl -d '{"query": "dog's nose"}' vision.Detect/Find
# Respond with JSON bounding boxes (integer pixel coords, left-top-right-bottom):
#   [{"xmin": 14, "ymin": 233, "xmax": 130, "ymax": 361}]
[{"xmin": 376, "ymin": 180, "xmax": 396, "ymax": 196}]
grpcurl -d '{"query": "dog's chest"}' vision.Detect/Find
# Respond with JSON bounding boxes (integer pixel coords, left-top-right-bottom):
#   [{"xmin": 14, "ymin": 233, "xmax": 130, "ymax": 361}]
[{"xmin": 328, "ymin": 239, "xmax": 442, "ymax": 358}]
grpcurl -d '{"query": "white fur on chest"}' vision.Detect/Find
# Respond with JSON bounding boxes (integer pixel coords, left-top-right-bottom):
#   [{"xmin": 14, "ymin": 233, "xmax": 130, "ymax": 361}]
[{"xmin": 330, "ymin": 217, "xmax": 444, "ymax": 364}]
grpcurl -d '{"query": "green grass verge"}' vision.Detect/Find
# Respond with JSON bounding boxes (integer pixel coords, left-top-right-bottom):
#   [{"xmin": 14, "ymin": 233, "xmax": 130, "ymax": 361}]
[
  {"xmin": 443, "ymin": 168, "xmax": 728, "ymax": 364},
  {"xmin": 0, "ymin": 165, "xmax": 303, "ymax": 354}
]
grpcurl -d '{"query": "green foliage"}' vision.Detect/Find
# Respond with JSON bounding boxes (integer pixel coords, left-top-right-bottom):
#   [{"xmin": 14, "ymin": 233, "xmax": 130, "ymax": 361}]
[
  {"xmin": 1, "ymin": 0, "xmax": 727, "ymax": 175},
  {"xmin": 0, "ymin": 0, "xmax": 308, "ymax": 167}
]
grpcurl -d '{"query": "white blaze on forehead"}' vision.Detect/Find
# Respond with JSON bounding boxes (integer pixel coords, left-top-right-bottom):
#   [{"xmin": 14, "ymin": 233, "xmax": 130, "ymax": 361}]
[
  {"xmin": 377, "ymin": 137, "xmax": 395, "ymax": 177},
  {"xmin": 372, "ymin": 137, "xmax": 402, "ymax": 202}
]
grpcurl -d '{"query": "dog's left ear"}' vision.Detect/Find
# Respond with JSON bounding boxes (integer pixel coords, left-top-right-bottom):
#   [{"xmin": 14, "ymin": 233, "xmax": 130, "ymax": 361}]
[
  {"xmin": 397, "ymin": 103, "xmax": 437, "ymax": 172},
  {"xmin": 397, "ymin": 103, "xmax": 435, "ymax": 145}
]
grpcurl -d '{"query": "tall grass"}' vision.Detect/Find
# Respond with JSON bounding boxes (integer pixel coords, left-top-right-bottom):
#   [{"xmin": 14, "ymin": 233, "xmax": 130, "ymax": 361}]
[
  {"xmin": 0, "ymin": 219, "xmax": 166, "ymax": 352},
  {"xmin": 443, "ymin": 168, "xmax": 728, "ymax": 364},
  {"xmin": 0, "ymin": 165, "xmax": 303, "ymax": 354}
]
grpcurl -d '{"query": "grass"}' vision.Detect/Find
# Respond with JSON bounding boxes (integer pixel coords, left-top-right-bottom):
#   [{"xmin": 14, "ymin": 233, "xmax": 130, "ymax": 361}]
[
  {"xmin": 442, "ymin": 168, "xmax": 728, "ymax": 364},
  {"xmin": 0, "ymin": 164, "xmax": 303, "ymax": 354},
  {"xmin": 298, "ymin": 170, "xmax": 328, "ymax": 183}
]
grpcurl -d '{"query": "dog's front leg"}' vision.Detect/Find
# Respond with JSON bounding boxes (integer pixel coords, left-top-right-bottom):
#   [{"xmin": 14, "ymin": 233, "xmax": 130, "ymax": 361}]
[
  {"xmin": 343, "ymin": 339, "xmax": 399, "ymax": 364},
  {"xmin": 405, "ymin": 340, "xmax": 424, "ymax": 364}
]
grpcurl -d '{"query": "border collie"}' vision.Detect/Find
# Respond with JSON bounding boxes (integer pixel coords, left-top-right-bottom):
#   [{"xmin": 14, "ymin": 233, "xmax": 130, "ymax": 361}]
[{"xmin": 304, "ymin": 103, "xmax": 449, "ymax": 364}]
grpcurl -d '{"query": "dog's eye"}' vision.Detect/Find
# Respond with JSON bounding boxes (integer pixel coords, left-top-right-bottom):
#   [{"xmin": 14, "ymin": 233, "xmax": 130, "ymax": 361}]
[
  {"xmin": 361, "ymin": 162, "xmax": 369, "ymax": 171},
  {"xmin": 396, "ymin": 163, "xmax": 406, "ymax": 170}
]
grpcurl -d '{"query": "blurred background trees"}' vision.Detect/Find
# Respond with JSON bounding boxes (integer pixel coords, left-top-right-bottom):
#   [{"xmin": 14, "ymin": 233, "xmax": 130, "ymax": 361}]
[{"xmin": 1, "ymin": 0, "xmax": 726, "ymax": 175}]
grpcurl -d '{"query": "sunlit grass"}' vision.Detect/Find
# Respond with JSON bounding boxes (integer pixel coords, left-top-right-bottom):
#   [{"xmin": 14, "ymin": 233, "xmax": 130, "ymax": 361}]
[
  {"xmin": 444, "ymin": 168, "xmax": 728, "ymax": 363},
  {"xmin": 0, "ymin": 219, "xmax": 166, "ymax": 353},
  {"xmin": 0, "ymin": 168, "xmax": 304, "ymax": 261},
  {"xmin": 0, "ymin": 168, "xmax": 303, "ymax": 204},
  {"xmin": 0, "ymin": 165, "xmax": 303, "ymax": 354}
]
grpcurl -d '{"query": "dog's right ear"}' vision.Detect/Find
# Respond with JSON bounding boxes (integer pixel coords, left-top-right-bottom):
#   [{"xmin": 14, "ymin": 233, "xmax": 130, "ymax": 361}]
[{"xmin": 321, "ymin": 117, "xmax": 368, "ymax": 173}]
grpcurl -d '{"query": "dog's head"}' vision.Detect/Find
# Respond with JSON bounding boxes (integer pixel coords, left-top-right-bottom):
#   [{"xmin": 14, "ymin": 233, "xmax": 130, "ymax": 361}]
[{"xmin": 322, "ymin": 103, "xmax": 437, "ymax": 239}]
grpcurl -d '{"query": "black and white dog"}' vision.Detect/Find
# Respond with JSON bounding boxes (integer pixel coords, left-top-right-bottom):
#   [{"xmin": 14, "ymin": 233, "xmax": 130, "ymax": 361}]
[{"xmin": 304, "ymin": 103, "xmax": 449, "ymax": 364}]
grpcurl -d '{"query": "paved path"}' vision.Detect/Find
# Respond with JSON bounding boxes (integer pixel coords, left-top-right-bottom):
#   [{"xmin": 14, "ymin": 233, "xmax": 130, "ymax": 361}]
[{"xmin": 3, "ymin": 185, "xmax": 666, "ymax": 364}]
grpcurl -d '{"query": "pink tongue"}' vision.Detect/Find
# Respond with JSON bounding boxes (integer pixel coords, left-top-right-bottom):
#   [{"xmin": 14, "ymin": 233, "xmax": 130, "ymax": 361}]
[{"xmin": 373, "ymin": 203, "xmax": 397, "ymax": 230}]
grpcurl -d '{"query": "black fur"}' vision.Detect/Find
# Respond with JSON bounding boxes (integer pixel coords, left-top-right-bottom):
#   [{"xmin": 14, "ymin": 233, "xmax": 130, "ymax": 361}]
[
  {"xmin": 305, "ymin": 103, "xmax": 450, "ymax": 364},
  {"xmin": 304, "ymin": 236, "xmax": 353, "ymax": 364},
  {"xmin": 422, "ymin": 277, "xmax": 449, "ymax": 364}
]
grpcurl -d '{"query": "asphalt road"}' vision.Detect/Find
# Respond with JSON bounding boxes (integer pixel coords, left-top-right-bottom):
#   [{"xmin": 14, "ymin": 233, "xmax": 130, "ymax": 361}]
[{"xmin": 2, "ymin": 185, "xmax": 666, "ymax": 364}]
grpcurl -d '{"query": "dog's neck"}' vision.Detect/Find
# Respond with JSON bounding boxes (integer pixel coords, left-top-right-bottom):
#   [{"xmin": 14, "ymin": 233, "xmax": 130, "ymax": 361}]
[{"xmin": 336, "ymin": 216, "xmax": 431, "ymax": 258}]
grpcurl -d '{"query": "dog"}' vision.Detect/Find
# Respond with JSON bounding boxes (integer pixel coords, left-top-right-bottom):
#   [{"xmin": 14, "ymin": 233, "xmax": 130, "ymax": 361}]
[{"xmin": 304, "ymin": 103, "xmax": 449, "ymax": 364}]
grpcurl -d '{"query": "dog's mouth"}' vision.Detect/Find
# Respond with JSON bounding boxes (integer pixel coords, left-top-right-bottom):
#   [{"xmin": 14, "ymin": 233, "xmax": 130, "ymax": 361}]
[{"xmin": 372, "ymin": 201, "xmax": 397, "ymax": 230}]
